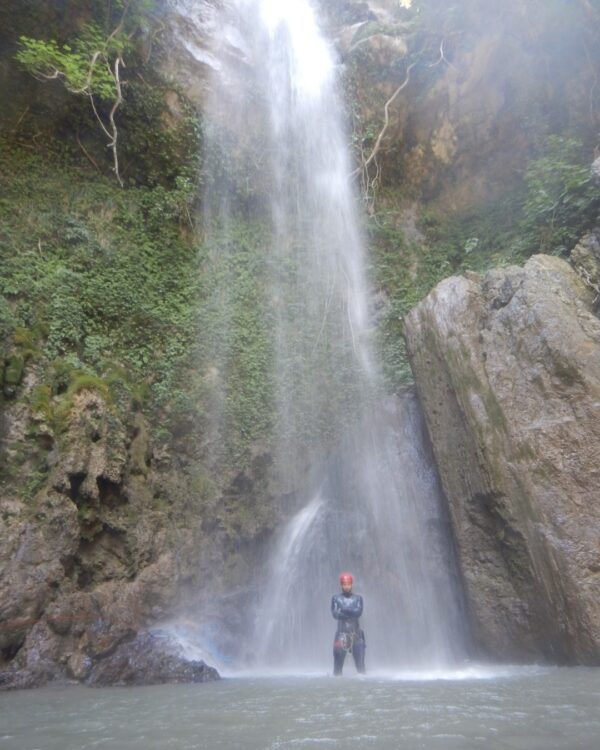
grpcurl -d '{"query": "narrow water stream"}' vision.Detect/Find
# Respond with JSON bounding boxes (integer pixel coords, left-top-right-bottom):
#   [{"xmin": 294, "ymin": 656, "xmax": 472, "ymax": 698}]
[{"xmin": 2, "ymin": 668, "xmax": 600, "ymax": 749}]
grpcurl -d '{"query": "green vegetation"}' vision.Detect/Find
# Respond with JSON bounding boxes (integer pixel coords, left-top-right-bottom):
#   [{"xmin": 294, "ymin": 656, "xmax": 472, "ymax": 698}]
[
  {"xmin": 521, "ymin": 136, "xmax": 598, "ymax": 255},
  {"xmin": 369, "ymin": 216, "xmax": 453, "ymax": 387},
  {"xmin": 16, "ymin": 23, "xmax": 125, "ymax": 100},
  {"xmin": 0, "ymin": 139, "xmax": 199, "ymax": 423},
  {"xmin": 0, "ymin": 137, "xmax": 278, "ymax": 476},
  {"xmin": 15, "ymin": 0, "xmax": 158, "ymax": 187},
  {"xmin": 21, "ymin": 469, "xmax": 48, "ymax": 501},
  {"xmin": 8, "ymin": 0, "xmax": 201, "ymax": 191},
  {"xmin": 421, "ymin": 136, "xmax": 599, "ymax": 269},
  {"xmin": 197, "ymin": 220, "xmax": 274, "ymax": 464},
  {"xmin": 370, "ymin": 135, "xmax": 600, "ymax": 391}
]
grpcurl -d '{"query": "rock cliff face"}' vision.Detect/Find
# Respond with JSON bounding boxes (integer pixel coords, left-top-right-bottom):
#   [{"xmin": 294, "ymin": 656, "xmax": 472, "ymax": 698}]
[
  {"xmin": 0, "ymin": 368, "xmax": 277, "ymax": 688},
  {"xmin": 404, "ymin": 255, "xmax": 600, "ymax": 663},
  {"xmin": 324, "ymin": 0, "xmax": 599, "ymax": 217},
  {"xmin": 0, "ymin": 386, "xmax": 223, "ymax": 688}
]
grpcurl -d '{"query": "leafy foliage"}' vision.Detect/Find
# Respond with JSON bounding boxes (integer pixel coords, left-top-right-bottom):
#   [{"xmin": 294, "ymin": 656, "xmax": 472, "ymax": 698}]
[
  {"xmin": 13, "ymin": 1, "xmax": 164, "ymax": 186},
  {"xmin": 14, "ymin": 0, "xmax": 156, "ymax": 95},
  {"xmin": 369, "ymin": 217, "xmax": 453, "ymax": 388},
  {"xmin": 0, "ymin": 138, "xmax": 272, "ymax": 473},
  {"xmin": 16, "ymin": 24, "xmax": 125, "ymax": 100},
  {"xmin": 195, "ymin": 221, "xmax": 274, "ymax": 464},
  {"xmin": 521, "ymin": 136, "xmax": 598, "ymax": 254},
  {"xmin": 118, "ymin": 81, "xmax": 202, "ymax": 188},
  {"xmin": 0, "ymin": 139, "xmax": 199, "ymax": 429}
]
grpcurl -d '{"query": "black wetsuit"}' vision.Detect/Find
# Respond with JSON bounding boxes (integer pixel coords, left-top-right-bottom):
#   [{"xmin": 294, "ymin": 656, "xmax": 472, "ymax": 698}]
[{"xmin": 331, "ymin": 592, "xmax": 365, "ymax": 675}]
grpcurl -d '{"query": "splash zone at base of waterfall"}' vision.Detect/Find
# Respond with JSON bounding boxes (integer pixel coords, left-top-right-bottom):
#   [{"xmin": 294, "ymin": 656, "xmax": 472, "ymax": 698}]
[{"xmin": 186, "ymin": 0, "xmax": 469, "ymax": 673}]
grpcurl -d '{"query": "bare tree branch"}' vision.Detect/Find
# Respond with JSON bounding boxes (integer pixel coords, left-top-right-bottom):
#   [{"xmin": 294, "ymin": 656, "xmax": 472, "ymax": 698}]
[
  {"xmin": 106, "ymin": 0, "xmax": 131, "ymax": 46},
  {"xmin": 11, "ymin": 106, "xmax": 30, "ymax": 133},
  {"xmin": 22, "ymin": 2, "xmax": 131, "ymax": 187},
  {"xmin": 76, "ymin": 130, "xmax": 100, "ymax": 171},
  {"xmin": 108, "ymin": 55, "xmax": 124, "ymax": 187},
  {"xmin": 88, "ymin": 91, "xmax": 113, "ymax": 140},
  {"xmin": 429, "ymin": 39, "xmax": 456, "ymax": 71},
  {"xmin": 351, "ymin": 59, "xmax": 418, "ymax": 180}
]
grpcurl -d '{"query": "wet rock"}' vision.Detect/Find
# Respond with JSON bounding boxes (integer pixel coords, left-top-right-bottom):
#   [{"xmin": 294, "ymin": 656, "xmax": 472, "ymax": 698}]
[
  {"xmin": 129, "ymin": 413, "xmax": 151, "ymax": 476},
  {"xmin": 571, "ymin": 230, "xmax": 600, "ymax": 296},
  {"xmin": 67, "ymin": 652, "xmax": 92, "ymax": 681},
  {"xmin": 405, "ymin": 255, "xmax": 600, "ymax": 664},
  {"xmin": 345, "ymin": 32, "xmax": 407, "ymax": 65},
  {"xmin": 0, "ymin": 666, "xmax": 46, "ymax": 691},
  {"xmin": 86, "ymin": 632, "xmax": 220, "ymax": 686},
  {"xmin": 15, "ymin": 621, "xmax": 66, "ymax": 685},
  {"xmin": 326, "ymin": 1, "xmax": 377, "ymax": 26},
  {"xmin": 51, "ymin": 390, "xmax": 127, "ymax": 504},
  {"xmin": 0, "ymin": 372, "xmax": 218, "ymax": 688},
  {"xmin": 160, "ymin": 0, "xmax": 221, "ymax": 109},
  {"xmin": 324, "ymin": 0, "xmax": 398, "ymax": 27},
  {"xmin": 0, "ymin": 493, "xmax": 79, "ymax": 657}
]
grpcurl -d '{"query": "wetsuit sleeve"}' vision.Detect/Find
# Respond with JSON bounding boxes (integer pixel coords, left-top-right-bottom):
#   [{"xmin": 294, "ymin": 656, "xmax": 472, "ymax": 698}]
[
  {"xmin": 354, "ymin": 595, "xmax": 363, "ymax": 618},
  {"xmin": 341, "ymin": 594, "xmax": 362, "ymax": 618},
  {"xmin": 331, "ymin": 595, "xmax": 343, "ymax": 619}
]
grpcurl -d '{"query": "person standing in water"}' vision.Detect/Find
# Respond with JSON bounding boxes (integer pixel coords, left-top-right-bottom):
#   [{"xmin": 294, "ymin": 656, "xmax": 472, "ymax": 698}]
[{"xmin": 331, "ymin": 572, "xmax": 366, "ymax": 675}]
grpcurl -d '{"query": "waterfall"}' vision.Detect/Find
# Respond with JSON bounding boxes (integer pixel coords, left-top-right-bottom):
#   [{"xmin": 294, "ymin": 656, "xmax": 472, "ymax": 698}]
[{"xmin": 192, "ymin": 0, "xmax": 469, "ymax": 672}]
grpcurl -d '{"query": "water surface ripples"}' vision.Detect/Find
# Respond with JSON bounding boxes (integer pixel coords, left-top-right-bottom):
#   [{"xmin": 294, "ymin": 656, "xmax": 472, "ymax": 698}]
[{"xmin": 2, "ymin": 666, "xmax": 600, "ymax": 749}]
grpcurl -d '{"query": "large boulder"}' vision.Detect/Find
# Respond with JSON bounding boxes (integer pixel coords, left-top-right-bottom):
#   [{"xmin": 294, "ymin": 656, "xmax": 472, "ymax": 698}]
[
  {"xmin": 404, "ymin": 255, "xmax": 600, "ymax": 664},
  {"xmin": 0, "ymin": 629, "xmax": 220, "ymax": 690},
  {"xmin": 86, "ymin": 631, "xmax": 220, "ymax": 687}
]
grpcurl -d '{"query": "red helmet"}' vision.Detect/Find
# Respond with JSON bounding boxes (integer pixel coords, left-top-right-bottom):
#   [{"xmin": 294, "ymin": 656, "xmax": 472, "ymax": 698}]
[{"xmin": 339, "ymin": 572, "xmax": 353, "ymax": 585}]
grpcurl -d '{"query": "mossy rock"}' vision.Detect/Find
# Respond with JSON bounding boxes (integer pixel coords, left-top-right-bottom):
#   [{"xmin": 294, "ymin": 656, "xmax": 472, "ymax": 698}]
[{"xmin": 3, "ymin": 354, "xmax": 25, "ymax": 386}]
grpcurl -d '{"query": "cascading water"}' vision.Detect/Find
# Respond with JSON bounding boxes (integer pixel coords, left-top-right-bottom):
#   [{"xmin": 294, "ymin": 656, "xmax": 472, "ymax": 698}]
[
  {"xmin": 193, "ymin": 0, "xmax": 469, "ymax": 672},
  {"xmin": 252, "ymin": 394, "xmax": 469, "ymax": 672}
]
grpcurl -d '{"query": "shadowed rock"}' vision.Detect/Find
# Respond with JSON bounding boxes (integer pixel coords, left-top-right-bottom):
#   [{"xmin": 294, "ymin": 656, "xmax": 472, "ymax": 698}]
[
  {"xmin": 0, "ymin": 631, "xmax": 220, "ymax": 690},
  {"xmin": 572, "ymin": 230, "xmax": 600, "ymax": 299},
  {"xmin": 86, "ymin": 631, "xmax": 220, "ymax": 686}
]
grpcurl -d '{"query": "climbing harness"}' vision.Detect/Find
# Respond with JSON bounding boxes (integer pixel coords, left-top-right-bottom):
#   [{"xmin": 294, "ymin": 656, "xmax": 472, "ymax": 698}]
[
  {"xmin": 335, "ymin": 630, "xmax": 365, "ymax": 653},
  {"xmin": 334, "ymin": 633, "xmax": 354, "ymax": 653}
]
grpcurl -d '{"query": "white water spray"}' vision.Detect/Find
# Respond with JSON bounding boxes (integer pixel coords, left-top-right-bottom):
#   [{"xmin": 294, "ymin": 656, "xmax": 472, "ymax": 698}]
[{"xmin": 192, "ymin": 0, "xmax": 469, "ymax": 672}]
